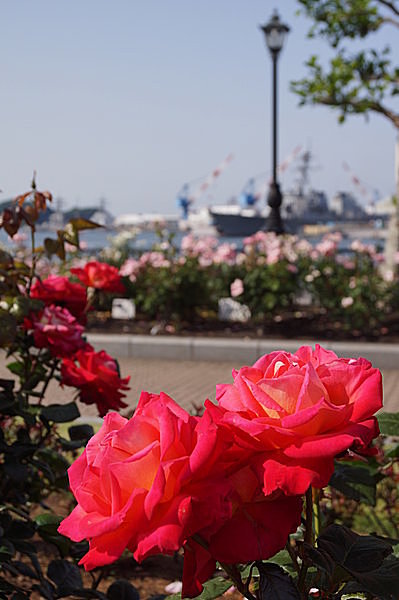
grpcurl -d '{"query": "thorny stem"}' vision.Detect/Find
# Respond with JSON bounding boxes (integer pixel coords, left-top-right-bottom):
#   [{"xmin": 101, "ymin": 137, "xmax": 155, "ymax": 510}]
[
  {"xmin": 38, "ymin": 360, "xmax": 58, "ymax": 405},
  {"xmin": 285, "ymin": 539, "xmax": 300, "ymax": 573},
  {"xmin": 27, "ymin": 228, "xmax": 37, "ymax": 295},
  {"xmin": 219, "ymin": 562, "xmax": 257, "ymax": 600},
  {"xmin": 298, "ymin": 487, "xmax": 314, "ymax": 595},
  {"xmin": 305, "ymin": 486, "xmax": 314, "ymax": 546},
  {"xmin": 312, "ymin": 488, "xmax": 321, "ymax": 540}
]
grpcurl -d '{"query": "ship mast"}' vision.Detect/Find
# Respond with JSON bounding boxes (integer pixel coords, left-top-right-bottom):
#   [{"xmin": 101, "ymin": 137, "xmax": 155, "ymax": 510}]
[{"xmin": 295, "ymin": 150, "xmax": 312, "ymax": 197}]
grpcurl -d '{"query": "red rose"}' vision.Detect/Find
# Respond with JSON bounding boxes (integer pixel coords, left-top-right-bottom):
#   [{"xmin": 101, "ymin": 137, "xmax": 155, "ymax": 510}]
[
  {"xmin": 205, "ymin": 344, "xmax": 382, "ymax": 496},
  {"xmin": 61, "ymin": 349, "xmax": 130, "ymax": 416},
  {"xmin": 30, "ymin": 275, "xmax": 87, "ymax": 320},
  {"xmin": 71, "ymin": 261, "xmax": 125, "ymax": 293},
  {"xmin": 182, "ymin": 460, "xmax": 302, "ymax": 597},
  {"xmin": 58, "ymin": 392, "xmax": 302, "ymax": 598},
  {"xmin": 27, "ymin": 305, "xmax": 86, "ymax": 358}
]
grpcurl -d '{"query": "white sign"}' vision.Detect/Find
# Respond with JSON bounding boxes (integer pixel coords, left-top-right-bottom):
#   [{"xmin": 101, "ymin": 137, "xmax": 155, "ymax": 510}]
[{"xmin": 111, "ymin": 298, "xmax": 136, "ymax": 320}]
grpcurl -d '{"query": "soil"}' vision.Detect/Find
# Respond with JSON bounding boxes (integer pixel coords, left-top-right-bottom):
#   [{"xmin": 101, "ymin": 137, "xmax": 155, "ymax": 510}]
[{"xmin": 86, "ymin": 311, "xmax": 399, "ymax": 343}]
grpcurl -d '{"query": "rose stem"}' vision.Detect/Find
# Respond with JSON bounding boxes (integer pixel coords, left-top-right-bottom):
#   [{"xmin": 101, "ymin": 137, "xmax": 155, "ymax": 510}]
[
  {"xmin": 285, "ymin": 539, "xmax": 300, "ymax": 573},
  {"xmin": 312, "ymin": 488, "xmax": 321, "ymax": 540},
  {"xmin": 298, "ymin": 486, "xmax": 314, "ymax": 594},
  {"xmin": 219, "ymin": 562, "xmax": 257, "ymax": 600}
]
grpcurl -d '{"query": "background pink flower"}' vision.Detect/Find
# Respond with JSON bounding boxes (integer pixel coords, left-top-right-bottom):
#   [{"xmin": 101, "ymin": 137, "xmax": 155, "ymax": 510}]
[{"xmin": 230, "ymin": 278, "xmax": 244, "ymax": 298}]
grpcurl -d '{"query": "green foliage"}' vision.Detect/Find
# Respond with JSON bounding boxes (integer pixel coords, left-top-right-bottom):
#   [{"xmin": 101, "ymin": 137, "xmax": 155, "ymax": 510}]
[
  {"xmin": 329, "ymin": 460, "xmax": 383, "ymax": 506},
  {"xmin": 302, "ymin": 250, "xmax": 392, "ymax": 333},
  {"xmin": 292, "ymin": 0, "xmax": 399, "ymax": 128},
  {"xmin": 237, "ymin": 260, "xmax": 298, "ymax": 319},
  {"xmin": 298, "ymin": 0, "xmax": 382, "ymax": 45},
  {"xmin": 131, "ymin": 257, "xmax": 223, "ymax": 322},
  {"xmin": 378, "ymin": 412, "xmax": 399, "ymax": 436},
  {"xmin": 304, "ymin": 524, "xmax": 399, "ymax": 599},
  {"xmin": 257, "ymin": 562, "xmax": 300, "ymax": 599},
  {"xmin": 0, "ymin": 183, "xmax": 131, "ymax": 598}
]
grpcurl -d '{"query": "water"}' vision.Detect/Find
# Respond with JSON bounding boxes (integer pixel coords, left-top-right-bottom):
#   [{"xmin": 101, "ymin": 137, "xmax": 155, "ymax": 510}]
[
  {"xmin": 0, "ymin": 227, "xmax": 253, "ymax": 254},
  {"xmin": 0, "ymin": 226, "xmax": 386, "ymax": 255}
]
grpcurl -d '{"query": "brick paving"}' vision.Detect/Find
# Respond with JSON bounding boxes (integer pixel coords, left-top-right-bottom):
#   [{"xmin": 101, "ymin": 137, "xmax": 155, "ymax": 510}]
[{"xmin": 1, "ymin": 354, "xmax": 398, "ymax": 419}]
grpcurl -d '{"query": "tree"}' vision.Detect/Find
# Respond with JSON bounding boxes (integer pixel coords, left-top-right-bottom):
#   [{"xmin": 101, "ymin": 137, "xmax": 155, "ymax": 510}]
[
  {"xmin": 291, "ymin": 0, "xmax": 399, "ymax": 128},
  {"xmin": 291, "ymin": 0, "xmax": 399, "ymax": 269}
]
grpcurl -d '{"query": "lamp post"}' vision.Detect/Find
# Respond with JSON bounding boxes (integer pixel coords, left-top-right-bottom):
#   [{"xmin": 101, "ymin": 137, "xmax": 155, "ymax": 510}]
[{"xmin": 260, "ymin": 11, "xmax": 290, "ymax": 234}]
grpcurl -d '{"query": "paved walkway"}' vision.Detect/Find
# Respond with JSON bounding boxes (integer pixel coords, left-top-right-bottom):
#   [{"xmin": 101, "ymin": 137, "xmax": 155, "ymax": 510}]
[{"xmin": 1, "ymin": 354, "xmax": 398, "ymax": 419}]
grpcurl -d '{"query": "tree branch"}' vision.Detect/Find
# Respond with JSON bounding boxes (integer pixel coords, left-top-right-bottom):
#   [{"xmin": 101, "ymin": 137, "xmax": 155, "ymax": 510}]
[
  {"xmin": 381, "ymin": 16, "xmax": 399, "ymax": 26},
  {"xmin": 314, "ymin": 95, "xmax": 399, "ymax": 129},
  {"xmin": 377, "ymin": 0, "xmax": 399, "ymax": 17}
]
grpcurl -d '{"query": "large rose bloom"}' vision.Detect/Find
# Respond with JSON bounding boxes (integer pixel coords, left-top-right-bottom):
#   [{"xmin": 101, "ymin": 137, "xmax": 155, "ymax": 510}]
[
  {"xmin": 28, "ymin": 305, "xmax": 86, "ymax": 358},
  {"xmin": 58, "ymin": 393, "xmax": 231, "ymax": 588},
  {"xmin": 61, "ymin": 349, "xmax": 130, "ymax": 416},
  {"xmin": 59, "ymin": 392, "xmax": 302, "ymax": 598},
  {"xmin": 182, "ymin": 461, "xmax": 302, "ymax": 597},
  {"xmin": 205, "ymin": 344, "xmax": 382, "ymax": 496},
  {"xmin": 30, "ymin": 275, "xmax": 87, "ymax": 320},
  {"xmin": 71, "ymin": 261, "xmax": 125, "ymax": 294}
]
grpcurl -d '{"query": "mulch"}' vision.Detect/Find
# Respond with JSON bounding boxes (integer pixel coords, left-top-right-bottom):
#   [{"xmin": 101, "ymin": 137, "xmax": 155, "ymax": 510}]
[{"xmin": 86, "ymin": 311, "xmax": 399, "ymax": 343}]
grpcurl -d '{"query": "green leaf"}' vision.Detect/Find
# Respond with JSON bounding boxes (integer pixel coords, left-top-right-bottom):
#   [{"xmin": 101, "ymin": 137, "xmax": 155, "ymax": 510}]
[
  {"xmin": 6, "ymin": 362, "xmax": 25, "ymax": 377},
  {"xmin": 386, "ymin": 444, "xmax": 399, "ymax": 458},
  {"xmin": 316, "ymin": 524, "xmax": 392, "ymax": 574},
  {"xmin": 8, "ymin": 520, "xmax": 35, "ymax": 540},
  {"xmin": 106, "ymin": 580, "xmax": 140, "ymax": 600},
  {"xmin": 311, "ymin": 525, "xmax": 399, "ymax": 597},
  {"xmin": 68, "ymin": 218, "xmax": 103, "ymax": 231},
  {"xmin": 378, "ymin": 413, "xmax": 399, "ymax": 436},
  {"xmin": 35, "ymin": 514, "xmax": 71, "ymax": 557},
  {"xmin": 47, "ymin": 559, "xmax": 82, "ymax": 595},
  {"xmin": 166, "ymin": 576, "xmax": 232, "ymax": 600},
  {"xmin": 68, "ymin": 424, "xmax": 94, "ymax": 442},
  {"xmin": 352, "ymin": 555, "xmax": 399, "ymax": 600},
  {"xmin": 257, "ymin": 563, "xmax": 300, "ymax": 599},
  {"xmin": 41, "ymin": 402, "xmax": 80, "ymax": 423},
  {"xmin": 329, "ymin": 461, "xmax": 381, "ymax": 506},
  {"xmin": 34, "ymin": 514, "xmax": 62, "ymax": 529},
  {"xmin": 0, "ymin": 311, "xmax": 17, "ymax": 346},
  {"xmin": 44, "ymin": 237, "xmax": 65, "ymax": 260},
  {"xmin": 266, "ymin": 549, "xmax": 297, "ymax": 575}
]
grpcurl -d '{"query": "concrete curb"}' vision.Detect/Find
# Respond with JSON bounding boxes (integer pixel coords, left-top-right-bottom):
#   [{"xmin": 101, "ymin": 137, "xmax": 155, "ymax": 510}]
[{"xmin": 86, "ymin": 333, "xmax": 399, "ymax": 370}]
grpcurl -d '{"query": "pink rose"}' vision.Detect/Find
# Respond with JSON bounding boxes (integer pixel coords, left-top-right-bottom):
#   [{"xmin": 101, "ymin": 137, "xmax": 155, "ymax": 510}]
[
  {"xmin": 58, "ymin": 392, "xmax": 302, "ymax": 598},
  {"xmin": 205, "ymin": 344, "xmax": 382, "ymax": 496},
  {"xmin": 27, "ymin": 305, "xmax": 86, "ymax": 358},
  {"xmin": 230, "ymin": 278, "xmax": 244, "ymax": 298},
  {"xmin": 58, "ymin": 393, "xmax": 232, "ymax": 588}
]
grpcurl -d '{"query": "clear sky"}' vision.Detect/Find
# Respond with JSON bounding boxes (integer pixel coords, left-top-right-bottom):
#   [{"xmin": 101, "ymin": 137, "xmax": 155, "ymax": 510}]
[{"xmin": 1, "ymin": 0, "xmax": 398, "ymax": 216}]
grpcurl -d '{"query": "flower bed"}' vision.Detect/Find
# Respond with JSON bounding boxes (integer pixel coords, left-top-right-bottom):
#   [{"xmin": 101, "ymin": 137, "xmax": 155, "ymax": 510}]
[{"xmin": 0, "ymin": 184, "xmax": 399, "ymax": 600}]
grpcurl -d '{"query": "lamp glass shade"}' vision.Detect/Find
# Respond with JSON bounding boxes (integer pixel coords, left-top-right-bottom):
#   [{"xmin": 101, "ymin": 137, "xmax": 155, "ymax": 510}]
[
  {"xmin": 266, "ymin": 27, "xmax": 286, "ymax": 52},
  {"xmin": 260, "ymin": 11, "xmax": 290, "ymax": 54}
]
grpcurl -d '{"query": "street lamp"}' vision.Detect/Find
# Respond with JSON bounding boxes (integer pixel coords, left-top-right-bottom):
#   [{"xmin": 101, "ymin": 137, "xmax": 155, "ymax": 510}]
[{"xmin": 260, "ymin": 10, "xmax": 290, "ymax": 233}]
